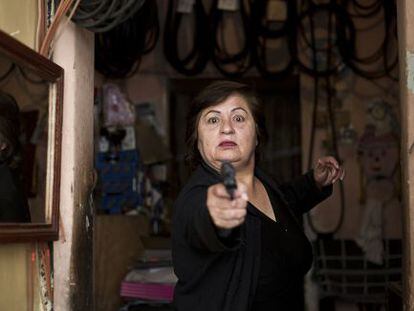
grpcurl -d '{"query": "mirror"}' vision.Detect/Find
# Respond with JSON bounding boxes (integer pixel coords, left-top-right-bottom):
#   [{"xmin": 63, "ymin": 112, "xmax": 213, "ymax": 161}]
[{"xmin": 0, "ymin": 30, "xmax": 63, "ymax": 242}]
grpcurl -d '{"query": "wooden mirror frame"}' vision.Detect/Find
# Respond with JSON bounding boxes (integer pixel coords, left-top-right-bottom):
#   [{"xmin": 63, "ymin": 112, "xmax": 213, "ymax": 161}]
[{"xmin": 0, "ymin": 30, "xmax": 63, "ymax": 242}]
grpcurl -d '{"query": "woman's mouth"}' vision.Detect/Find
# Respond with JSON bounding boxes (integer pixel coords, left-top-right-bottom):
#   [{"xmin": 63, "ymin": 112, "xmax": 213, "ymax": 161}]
[{"xmin": 219, "ymin": 141, "xmax": 237, "ymax": 148}]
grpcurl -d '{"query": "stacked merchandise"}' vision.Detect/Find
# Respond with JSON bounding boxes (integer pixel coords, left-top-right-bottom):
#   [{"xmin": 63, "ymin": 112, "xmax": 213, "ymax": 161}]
[
  {"xmin": 95, "ymin": 84, "xmax": 145, "ymax": 214},
  {"xmin": 95, "ymin": 148, "xmax": 143, "ymax": 214},
  {"xmin": 120, "ymin": 239, "xmax": 175, "ymax": 310},
  {"xmin": 95, "ymin": 84, "xmax": 171, "ymax": 222}
]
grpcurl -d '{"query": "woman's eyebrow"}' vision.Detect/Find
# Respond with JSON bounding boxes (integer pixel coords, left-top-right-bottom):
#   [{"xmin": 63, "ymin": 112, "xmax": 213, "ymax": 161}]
[
  {"xmin": 231, "ymin": 107, "xmax": 248, "ymax": 113},
  {"xmin": 204, "ymin": 107, "xmax": 248, "ymax": 116},
  {"xmin": 204, "ymin": 109, "xmax": 221, "ymax": 116}
]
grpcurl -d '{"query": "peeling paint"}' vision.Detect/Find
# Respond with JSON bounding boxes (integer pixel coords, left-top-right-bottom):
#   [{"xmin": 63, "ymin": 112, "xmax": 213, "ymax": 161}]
[
  {"xmin": 85, "ymin": 215, "xmax": 90, "ymax": 231},
  {"xmin": 407, "ymin": 51, "xmax": 414, "ymax": 93}
]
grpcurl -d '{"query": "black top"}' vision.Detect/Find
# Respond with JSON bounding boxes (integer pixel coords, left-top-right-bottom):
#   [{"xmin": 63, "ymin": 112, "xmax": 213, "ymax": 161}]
[
  {"xmin": 251, "ymin": 182, "xmax": 312, "ymax": 310},
  {"xmin": 0, "ymin": 163, "xmax": 31, "ymax": 222},
  {"xmin": 172, "ymin": 161, "xmax": 331, "ymax": 311}
]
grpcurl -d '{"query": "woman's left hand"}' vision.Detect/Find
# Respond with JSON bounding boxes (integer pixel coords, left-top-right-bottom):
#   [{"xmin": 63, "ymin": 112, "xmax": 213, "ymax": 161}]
[{"xmin": 313, "ymin": 156, "xmax": 345, "ymax": 189}]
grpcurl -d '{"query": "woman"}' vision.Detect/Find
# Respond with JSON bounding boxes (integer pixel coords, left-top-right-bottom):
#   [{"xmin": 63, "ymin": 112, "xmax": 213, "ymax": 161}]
[
  {"xmin": 172, "ymin": 81, "xmax": 344, "ymax": 311},
  {"xmin": 0, "ymin": 92, "xmax": 30, "ymax": 222}
]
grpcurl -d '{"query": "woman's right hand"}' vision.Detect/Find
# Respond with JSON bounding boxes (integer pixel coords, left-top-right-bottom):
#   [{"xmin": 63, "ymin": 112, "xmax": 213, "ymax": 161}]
[{"xmin": 206, "ymin": 182, "xmax": 249, "ymax": 229}]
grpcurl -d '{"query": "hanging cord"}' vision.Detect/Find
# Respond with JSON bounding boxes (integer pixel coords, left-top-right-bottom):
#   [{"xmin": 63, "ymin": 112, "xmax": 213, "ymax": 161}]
[
  {"xmin": 210, "ymin": 0, "xmax": 252, "ymax": 77},
  {"xmin": 250, "ymin": 0, "xmax": 297, "ymax": 80},
  {"xmin": 323, "ymin": 4, "xmax": 346, "ymax": 235},
  {"xmin": 382, "ymin": 0, "xmax": 398, "ymax": 81},
  {"xmin": 297, "ymin": 3, "xmax": 353, "ymax": 78},
  {"xmin": 40, "ymin": 0, "xmax": 81, "ymax": 57},
  {"xmin": 307, "ymin": 2, "xmax": 319, "ymax": 183},
  {"xmin": 163, "ymin": 0, "xmax": 210, "ymax": 76},
  {"xmin": 36, "ymin": 0, "xmax": 47, "ymax": 52},
  {"xmin": 296, "ymin": 0, "xmax": 398, "ymax": 81},
  {"xmin": 347, "ymin": 0, "xmax": 383, "ymax": 18},
  {"xmin": 68, "ymin": 0, "xmax": 146, "ymax": 33},
  {"xmin": 344, "ymin": 0, "xmax": 384, "ymax": 32},
  {"xmin": 306, "ymin": 1, "xmax": 345, "ymax": 236},
  {"xmin": 306, "ymin": 2, "xmax": 323, "ymax": 235},
  {"xmin": 95, "ymin": 0, "xmax": 159, "ymax": 78},
  {"xmin": 337, "ymin": 0, "xmax": 398, "ymax": 80}
]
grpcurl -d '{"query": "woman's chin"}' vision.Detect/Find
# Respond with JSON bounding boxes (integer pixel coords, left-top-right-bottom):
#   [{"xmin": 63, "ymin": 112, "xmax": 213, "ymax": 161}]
[{"xmin": 215, "ymin": 151, "xmax": 240, "ymax": 163}]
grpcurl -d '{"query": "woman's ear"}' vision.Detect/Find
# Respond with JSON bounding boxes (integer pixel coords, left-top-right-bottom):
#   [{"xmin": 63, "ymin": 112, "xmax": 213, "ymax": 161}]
[{"xmin": 0, "ymin": 142, "xmax": 6, "ymax": 151}]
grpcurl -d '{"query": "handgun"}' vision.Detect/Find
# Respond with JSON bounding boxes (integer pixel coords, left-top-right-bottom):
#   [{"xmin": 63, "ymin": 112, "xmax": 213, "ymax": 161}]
[
  {"xmin": 220, "ymin": 161, "xmax": 237, "ymax": 200},
  {"xmin": 218, "ymin": 161, "xmax": 237, "ymax": 238}
]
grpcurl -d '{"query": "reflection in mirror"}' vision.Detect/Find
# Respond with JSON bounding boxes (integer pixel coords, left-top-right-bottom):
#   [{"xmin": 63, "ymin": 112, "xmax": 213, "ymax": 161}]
[
  {"xmin": 0, "ymin": 52, "xmax": 49, "ymax": 223},
  {"xmin": 0, "ymin": 30, "xmax": 62, "ymax": 241}
]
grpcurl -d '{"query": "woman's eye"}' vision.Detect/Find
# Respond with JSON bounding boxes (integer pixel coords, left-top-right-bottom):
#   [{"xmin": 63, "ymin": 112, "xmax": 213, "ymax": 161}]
[
  {"xmin": 234, "ymin": 115, "xmax": 245, "ymax": 122},
  {"xmin": 207, "ymin": 117, "xmax": 219, "ymax": 124}
]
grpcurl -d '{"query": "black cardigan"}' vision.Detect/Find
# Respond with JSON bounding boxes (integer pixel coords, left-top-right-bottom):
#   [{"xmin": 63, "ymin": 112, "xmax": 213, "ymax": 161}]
[
  {"xmin": 0, "ymin": 163, "xmax": 31, "ymax": 222},
  {"xmin": 172, "ymin": 162, "xmax": 331, "ymax": 311}
]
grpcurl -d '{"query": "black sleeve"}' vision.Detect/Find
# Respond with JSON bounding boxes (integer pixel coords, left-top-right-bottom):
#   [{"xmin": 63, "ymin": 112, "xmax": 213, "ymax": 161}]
[
  {"xmin": 175, "ymin": 186, "xmax": 241, "ymax": 253},
  {"xmin": 279, "ymin": 170, "xmax": 332, "ymax": 215}
]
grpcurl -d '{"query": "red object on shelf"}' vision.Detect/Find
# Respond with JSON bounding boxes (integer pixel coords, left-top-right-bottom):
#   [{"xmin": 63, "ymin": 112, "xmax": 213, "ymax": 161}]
[{"xmin": 120, "ymin": 281, "xmax": 174, "ymax": 302}]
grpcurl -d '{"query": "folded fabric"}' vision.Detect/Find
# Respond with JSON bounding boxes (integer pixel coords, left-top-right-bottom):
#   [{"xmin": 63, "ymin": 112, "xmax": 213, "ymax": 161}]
[{"xmin": 356, "ymin": 198, "xmax": 383, "ymax": 265}]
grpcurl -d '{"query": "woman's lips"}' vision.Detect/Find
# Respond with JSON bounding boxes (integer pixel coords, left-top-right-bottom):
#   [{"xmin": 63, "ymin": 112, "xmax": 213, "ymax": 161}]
[{"xmin": 219, "ymin": 141, "xmax": 237, "ymax": 147}]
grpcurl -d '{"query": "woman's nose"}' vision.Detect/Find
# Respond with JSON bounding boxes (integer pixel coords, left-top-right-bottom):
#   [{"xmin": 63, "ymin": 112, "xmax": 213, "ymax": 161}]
[{"xmin": 220, "ymin": 118, "xmax": 235, "ymax": 134}]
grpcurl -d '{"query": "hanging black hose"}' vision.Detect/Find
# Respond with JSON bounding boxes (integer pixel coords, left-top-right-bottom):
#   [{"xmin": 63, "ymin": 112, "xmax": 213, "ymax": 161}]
[
  {"xmin": 210, "ymin": 0, "xmax": 252, "ymax": 78},
  {"xmin": 323, "ymin": 6, "xmax": 346, "ymax": 236},
  {"xmin": 95, "ymin": 0, "xmax": 159, "ymax": 78},
  {"xmin": 337, "ymin": 0, "xmax": 398, "ymax": 80},
  {"xmin": 250, "ymin": 0, "xmax": 297, "ymax": 80},
  {"xmin": 54, "ymin": 0, "xmax": 147, "ymax": 33},
  {"xmin": 306, "ymin": 1, "xmax": 345, "ymax": 236},
  {"xmin": 306, "ymin": 2, "xmax": 320, "ymax": 182},
  {"xmin": 165, "ymin": 0, "xmax": 397, "ymax": 83},
  {"xmin": 163, "ymin": 0, "xmax": 210, "ymax": 76},
  {"xmin": 381, "ymin": 0, "xmax": 399, "ymax": 81},
  {"xmin": 296, "ymin": 3, "xmax": 354, "ymax": 78},
  {"xmin": 346, "ymin": 0, "xmax": 383, "ymax": 18}
]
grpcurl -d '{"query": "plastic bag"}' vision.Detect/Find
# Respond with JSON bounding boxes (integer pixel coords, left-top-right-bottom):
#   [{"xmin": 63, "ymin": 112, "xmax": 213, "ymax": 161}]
[{"xmin": 103, "ymin": 83, "xmax": 135, "ymax": 126}]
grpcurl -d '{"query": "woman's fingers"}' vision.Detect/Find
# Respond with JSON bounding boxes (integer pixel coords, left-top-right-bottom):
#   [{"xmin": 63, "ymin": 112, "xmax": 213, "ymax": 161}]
[
  {"xmin": 340, "ymin": 168, "xmax": 345, "ymax": 180},
  {"xmin": 210, "ymin": 206, "xmax": 247, "ymax": 228},
  {"xmin": 320, "ymin": 156, "xmax": 340, "ymax": 169},
  {"xmin": 213, "ymin": 217, "xmax": 245, "ymax": 229},
  {"xmin": 210, "ymin": 183, "xmax": 232, "ymax": 199},
  {"xmin": 332, "ymin": 167, "xmax": 346, "ymax": 183},
  {"xmin": 214, "ymin": 206, "xmax": 247, "ymax": 221},
  {"xmin": 326, "ymin": 166, "xmax": 342, "ymax": 184},
  {"xmin": 210, "ymin": 182, "xmax": 249, "ymax": 200},
  {"xmin": 331, "ymin": 166, "xmax": 343, "ymax": 183},
  {"xmin": 315, "ymin": 157, "xmax": 345, "ymax": 186},
  {"xmin": 233, "ymin": 183, "xmax": 248, "ymax": 200},
  {"xmin": 207, "ymin": 182, "xmax": 248, "ymax": 229}
]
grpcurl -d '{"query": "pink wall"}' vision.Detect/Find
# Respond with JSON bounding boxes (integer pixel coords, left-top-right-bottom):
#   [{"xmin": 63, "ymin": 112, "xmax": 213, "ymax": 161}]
[{"xmin": 53, "ymin": 22, "xmax": 95, "ymax": 310}]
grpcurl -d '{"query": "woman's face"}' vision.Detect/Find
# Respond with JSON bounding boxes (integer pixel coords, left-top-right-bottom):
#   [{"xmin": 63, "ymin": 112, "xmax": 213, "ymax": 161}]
[{"xmin": 197, "ymin": 94, "xmax": 257, "ymax": 171}]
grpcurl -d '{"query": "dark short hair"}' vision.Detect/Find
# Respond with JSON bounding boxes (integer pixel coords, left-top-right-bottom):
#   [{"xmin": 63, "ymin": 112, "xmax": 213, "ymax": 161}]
[
  {"xmin": 0, "ymin": 92, "xmax": 21, "ymax": 167},
  {"xmin": 185, "ymin": 80, "xmax": 268, "ymax": 168}
]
